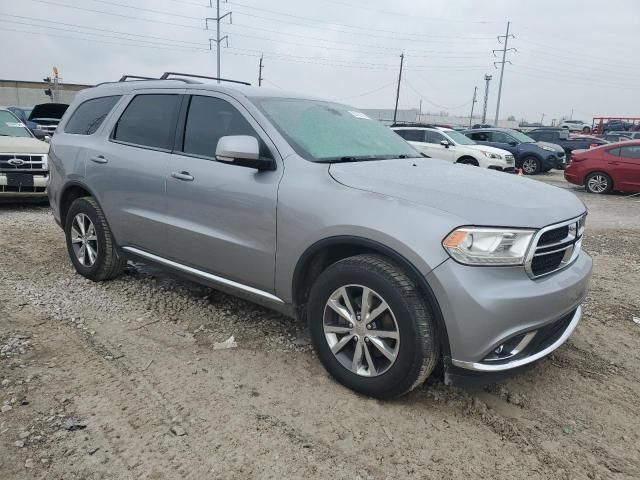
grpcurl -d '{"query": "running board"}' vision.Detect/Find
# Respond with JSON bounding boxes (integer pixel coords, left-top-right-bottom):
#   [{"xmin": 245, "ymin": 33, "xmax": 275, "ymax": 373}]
[{"xmin": 122, "ymin": 246, "xmax": 284, "ymax": 304}]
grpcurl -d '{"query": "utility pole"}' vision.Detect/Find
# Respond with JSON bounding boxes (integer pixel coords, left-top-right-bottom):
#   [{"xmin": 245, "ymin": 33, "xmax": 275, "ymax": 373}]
[
  {"xmin": 206, "ymin": 0, "xmax": 232, "ymax": 82},
  {"xmin": 393, "ymin": 53, "xmax": 404, "ymax": 124},
  {"xmin": 258, "ymin": 54, "xmax": 264, "ymax": 87},
  {"xmin": 481, "ymin": 74, "xmax": 492, "ymax": 124},
  {"xmin": 493, "ymin": 21, "xmax": 516, "ymax": 126},
  {"xmin": 418, "ymin": 99, "xmax": 422, "ymax": 119},
  {"xmin": 540, "ymin": 113, "xmax": 545, "ymax": 125},
  {"xmin": 468, "ymin": 86, "xmax": 478, "ymax": 128}
]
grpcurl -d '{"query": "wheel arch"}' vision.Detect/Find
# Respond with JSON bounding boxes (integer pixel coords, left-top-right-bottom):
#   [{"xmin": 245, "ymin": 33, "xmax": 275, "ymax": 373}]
[
  {"xmin": 59, "ymin": 180, "xmax": 100, "ymax": 228},
  {"xmin": 292, "ymin": 236, "xmax": 451, "ymax": 357},
  {"xmin": 456, "ymin": 155, "xmax": 479, "ymax": 165}
]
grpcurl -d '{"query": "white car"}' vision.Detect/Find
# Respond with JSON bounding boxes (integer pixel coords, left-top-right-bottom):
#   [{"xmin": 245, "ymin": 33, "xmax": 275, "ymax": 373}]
[
  {"xmin": 559, "ymin": 120, "xmax": 591, "ymax": 133},
  {"xmin": 392, "ymin": 125, "xmax": 515, "ymax": 171},
  {"xmin": 0, "ymin": 108, "xmax": 50, "ymax": 198}
]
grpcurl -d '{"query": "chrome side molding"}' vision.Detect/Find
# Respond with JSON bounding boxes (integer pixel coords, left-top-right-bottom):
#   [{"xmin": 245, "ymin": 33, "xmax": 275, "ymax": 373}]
[{"xmin": 122, "ymin": 246, "xmax": 284, "ymax": 304}]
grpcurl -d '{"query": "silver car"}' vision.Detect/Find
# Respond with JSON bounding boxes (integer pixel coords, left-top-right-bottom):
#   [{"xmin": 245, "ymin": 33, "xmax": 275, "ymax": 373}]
[{"xmin": 48, "ymin": 74, "xmax": 592, "ymax": 398}]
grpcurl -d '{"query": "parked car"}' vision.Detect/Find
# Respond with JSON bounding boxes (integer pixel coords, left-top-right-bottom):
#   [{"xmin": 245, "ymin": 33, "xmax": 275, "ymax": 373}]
[
  {"xmin": 602, "ymin": 120, "xmax": 636, "ymax": 133},
  {"xmin": 558, "ymin": 120, "xmax": 591, "ymax": 133},
  {"xmin": 392, "ymin": 125, "xmax": 515, "ymax": 171},
  {"xmin": 463, "ymin": 128, "xmax": 566, "ymax": 174},
  {"xmin": 0, "ymin": 108, "xmax": 50, "ymax": 198},
  {"xmin": 48, "ymin": 74, "xmax": 592, "ymax": 398},
  {"xmin": 527, "ymin": 128, "xmax": 608, "ymax": 157},
  {"xmin": 602, "ymin": 133, "xmax": 632, "ymax": 143},
  {"xmin": 565, "ymin": 141, "xmax": 640, "ymax": 194},
  {"xmin": 28, "ymin": 103, "xmax": 69, "ymax": 135},
  {"xmin": 608, "ymin": 131, "xmax": 640, "ymax": 140}
]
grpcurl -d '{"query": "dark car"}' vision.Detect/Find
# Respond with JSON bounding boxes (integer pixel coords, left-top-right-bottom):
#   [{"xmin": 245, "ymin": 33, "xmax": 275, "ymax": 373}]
[
  {"xmin": 527, "ymin": 128, "xmax": 608, "ymax": 158},
  {"xmin": 602, "ymin": 120, "xmax": 636, "ymax": 133},
  {"xmin": 28, "ymin": 103, "xmax": 69, "ymax": 135},
  {"xmin": 607, "ymin": 131, "xmax": 640, "ymax": 141},
  {"xmin": 463, "ymin": 128, "xmax": 565, "ymax": 174},
  {"xmin": 565, "ymin": 141, "xmax": 640, "ymax": 194}
]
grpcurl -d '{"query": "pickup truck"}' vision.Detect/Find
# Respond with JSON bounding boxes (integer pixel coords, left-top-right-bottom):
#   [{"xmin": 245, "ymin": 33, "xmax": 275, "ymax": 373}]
[{"xmin": 527, "ymin": 128, "xmax": 608, "ymax": 157}]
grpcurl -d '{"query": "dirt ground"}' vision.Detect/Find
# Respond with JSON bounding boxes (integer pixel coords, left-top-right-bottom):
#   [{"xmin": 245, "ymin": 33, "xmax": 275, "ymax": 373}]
[{"xmin": 1, "ymin": 172, "xmax": 639, "ymax": 479}]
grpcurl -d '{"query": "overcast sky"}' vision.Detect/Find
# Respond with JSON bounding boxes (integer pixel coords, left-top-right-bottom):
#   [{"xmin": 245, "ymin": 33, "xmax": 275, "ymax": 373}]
[{"xmin": 1, "ymin": 0, "xmax": 638, "ymax": 122}]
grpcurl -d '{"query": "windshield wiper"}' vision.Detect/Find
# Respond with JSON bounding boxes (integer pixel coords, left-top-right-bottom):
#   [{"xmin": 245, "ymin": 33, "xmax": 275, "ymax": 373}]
[{"xmin": 320, "ymin": 154, "xmax": 420, "ymax": 163}]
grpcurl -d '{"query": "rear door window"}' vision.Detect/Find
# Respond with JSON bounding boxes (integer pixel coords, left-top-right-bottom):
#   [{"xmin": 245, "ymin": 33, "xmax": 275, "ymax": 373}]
[
  {"xmin": 180, "ymin": 95, "xmax": 262, "ymax": 159},
  {"xmin": 112, "ymin": 94, "xmax": 181, "ymax": 150},
  {"xmin": 424, "ymin": 131, "xmax": 446, "ymax": 144},
  {"xmin": 396, "ymin": 129, "xmax": 424, "ymax": 142},
  {"xmin": 64, "ymin": 96, "xmax": 121, "ymax": 135}
]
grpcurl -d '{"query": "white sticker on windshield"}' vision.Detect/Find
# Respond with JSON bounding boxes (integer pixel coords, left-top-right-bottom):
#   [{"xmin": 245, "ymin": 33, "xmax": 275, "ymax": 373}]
[
  {"xmin": 6, "ymin": 122, "xmax": 26, "ymax": 128},
  {"xmin": 348, "ymin": 111, "xmax": 371, "ymax": 120}
]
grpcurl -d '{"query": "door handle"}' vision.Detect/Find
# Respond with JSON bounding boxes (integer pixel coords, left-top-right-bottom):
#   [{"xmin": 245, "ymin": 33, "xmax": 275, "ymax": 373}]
[
  {"xmin": 90, "ymin": 155, "xmax": 108, "ymax": 164},
  {"xmin": 171, "ymin": 171, "xmax": 194, "ymax": 181}
]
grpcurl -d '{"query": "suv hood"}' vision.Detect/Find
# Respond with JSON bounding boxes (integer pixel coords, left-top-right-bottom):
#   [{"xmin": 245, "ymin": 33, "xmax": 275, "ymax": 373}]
[
  {"xmin": 0, "ymin": 136, "xmax": 49, "ymax": 154},
  {"xmin": 467, "ymin": 144, "xmax": 513, "ymax": 157},
  {"xmin": 28, "ymin": 103, "xmax": 68, "ymax": 121},
  {"xmin": 329, "ymin": 158, "xmax": 585, "ymax": 228},
  {"xmin": 536, "ymin": 141, "xmax": 564, "ymax": 154}
]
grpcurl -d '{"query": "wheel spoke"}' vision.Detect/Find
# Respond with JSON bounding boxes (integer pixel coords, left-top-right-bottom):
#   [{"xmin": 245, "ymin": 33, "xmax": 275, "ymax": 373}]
[
  {"xmin": 327, "ymin": 298, "xmax": 354, "ymax": 323},
  {"xmin": 330, "ymin": 334, "xmax": 354, "ymax": 354},
  {"xmin": 352, "ymin": 338, "xmax": 364, "ymax": 372},
  {"xmin": 324, "ymin": 325, "xmax": 353, "ymax": 335},
  {"xmin": 365, "ymin": 300, "xmax": 390, "ymax": 325},
  {"xmin": 76, "ymin": 215, "xmax": 86, "ymax": 235},
  {"xmin": 78, "ymin": 244, "xmax": 86, "ymax": 265},
  {"xmin": 370, "ymin": 330, "xmax": 399, "ymax": 340},
  {"xmin": 368, "ymin": 336, "xmax": 397, "ymax": 362},
  {"xmin": 363, "ymin": 342, "xmax": 377, "ymax": 375},
  {"xmin": 339, "ymin": 287, "xmax": 357, "ymax": 320},
  {"xmin": 360, "ymin": 287, "xmax": 372, "ymax": 320},
  {"xmin": 86, "ymin": 244, "xmax": 97, "ymax": 264},
  {"xmin": 71, "ymin": 227, "xmax": 83, "ymax": 243}
]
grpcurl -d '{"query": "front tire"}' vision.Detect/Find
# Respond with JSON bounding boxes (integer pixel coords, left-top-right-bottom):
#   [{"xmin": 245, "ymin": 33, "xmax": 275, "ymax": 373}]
[
  {"xmin": 521, "ymin": 156, "xmax": 541, "ymax": 175},
  {"xmin": 307, "ymin": 254, "xmax": 439, "ymax": 399},
  {"xmin": 64, "ymin": 197, "xmax": 127, "ymax": 281},
  {"xmin": 585, "ymin": 172, "xmax": 612, "ymax": 194}
]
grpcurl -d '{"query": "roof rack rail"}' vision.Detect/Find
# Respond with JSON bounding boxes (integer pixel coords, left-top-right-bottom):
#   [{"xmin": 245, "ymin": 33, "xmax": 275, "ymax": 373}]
[
  {"xmin": 390, "ymin": 122, "xmax": 438, "ymax": 129},
  {"xmin": 119, "ymin": 75, "xmax": 155, "ymax": 82},
  {"xmin": 160, "ymin": 72, "xmax": 251, "ymax": 86}
]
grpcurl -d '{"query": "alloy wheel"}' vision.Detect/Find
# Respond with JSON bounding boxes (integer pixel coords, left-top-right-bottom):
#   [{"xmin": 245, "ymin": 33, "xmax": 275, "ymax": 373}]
[
  {"xmin": 70, "ymin": 213, "xmax": 99, "ymax": 267},
  {"xmin": 323, "ymin": 285, "xmax": 400, "ymax": 377},
  {"xmin": 587, "ymin": 175, "xmax": 609, "ymax": 193},
  {"xmin": 522, "ymin": 158, "xmax": 538, "ymax": 174}
]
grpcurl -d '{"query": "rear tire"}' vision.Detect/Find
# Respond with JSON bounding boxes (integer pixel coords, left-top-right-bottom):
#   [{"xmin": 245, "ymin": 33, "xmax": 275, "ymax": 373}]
[
  {"xmin": 585, "ymin": 172, "xmax": 613, "ymax": 194},
  {"xmin": 307, "ymin": 254, "xmax": 439, "ymax": 399},
  {"xmin": 521, "ymin": 156, "xmax": 541, "ymax": 175},
  {"xmin": 64, "ymin": 197, "xmax": 127, "ymax": 281}
]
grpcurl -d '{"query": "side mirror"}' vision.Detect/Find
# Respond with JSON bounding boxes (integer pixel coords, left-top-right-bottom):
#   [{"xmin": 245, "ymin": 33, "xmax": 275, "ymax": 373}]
[
  {"xmin": 440, "ymin": 140, "xmax": 450, "ymax": 148},
  {"xmin": 509, "ymin": 141, "xmax": 518, "ymax": 147},
  {"xmin": 215, "ymin": 135, "xmax": 275, "ymax": 171},
  {"xmin": 32, "ymin": 128, "xmax": 46, "ymax": 140}
]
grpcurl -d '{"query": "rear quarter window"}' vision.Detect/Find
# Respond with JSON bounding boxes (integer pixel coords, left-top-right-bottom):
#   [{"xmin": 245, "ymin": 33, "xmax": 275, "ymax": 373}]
[{"xmin": 64, "ymin": 96, "xmax": 121, "ymax": 135}]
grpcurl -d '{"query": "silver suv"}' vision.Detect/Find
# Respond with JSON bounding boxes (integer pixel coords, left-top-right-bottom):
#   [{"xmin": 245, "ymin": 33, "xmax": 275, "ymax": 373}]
[{"xmin": 48, "ymin": 73, "xmax": 592, "ymax": 398}]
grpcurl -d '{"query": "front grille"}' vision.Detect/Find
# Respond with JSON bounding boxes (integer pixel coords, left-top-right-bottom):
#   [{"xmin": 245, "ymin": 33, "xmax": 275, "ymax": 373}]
[
  {"xmin": 526, "ymin": 215, "xmax": 585, "ymax": 278},
  {"xmin": 557, "ymin": 150, "xmax": 565, "ymax": 158},
  {"xmin": 0, "ymin": 185, "xmax": 46, "ymax": 193},
  {"xmin": 505, "ymin": 155, "xmax": 515, "ymax": 164},
  {"xmin": 0, "ymin": 154, "xmax": 47, "ymax": 173}
]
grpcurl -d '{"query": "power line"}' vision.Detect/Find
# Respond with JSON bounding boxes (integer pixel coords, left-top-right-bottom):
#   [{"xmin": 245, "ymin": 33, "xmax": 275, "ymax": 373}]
[
  {"xmin": 87, "ymin": 0, "xmax": 202, "ymax": 20},
  {"xmin": 0, "ymin": 13, "xmax": 205, "ymax": 46},
  {"xmin": 332, "ymin": 80, "xmax": 398, "ymax": 101},
  {"xmin": 403, "ymin": 78, "xmax": 474, "ymax": 110}
]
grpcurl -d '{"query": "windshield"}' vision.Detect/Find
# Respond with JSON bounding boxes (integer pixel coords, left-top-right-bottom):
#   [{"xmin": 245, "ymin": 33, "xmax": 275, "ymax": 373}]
[
  {"xmin": 446, "ymin": 130, "xmax": 476, "ymax": 145},
  {"xmin": 507, "ymin": 129, "xmax": 535, "ymax": 143},
  {"xmin": 250, "ymin": 97, "xmax": 420, "ymax": 162},
  {"xmin": 0, "ymin": 111, "xmax": 33, "ymax": 138}
]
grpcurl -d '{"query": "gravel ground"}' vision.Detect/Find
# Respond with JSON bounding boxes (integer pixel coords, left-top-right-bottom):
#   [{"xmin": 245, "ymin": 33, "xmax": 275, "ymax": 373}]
[{"xmin": 1, "ymin": 174, "xmax": 639, "ymax": 479}]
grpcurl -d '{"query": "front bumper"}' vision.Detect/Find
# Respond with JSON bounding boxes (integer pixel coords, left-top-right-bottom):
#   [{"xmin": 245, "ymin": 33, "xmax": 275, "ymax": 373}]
[
  {"xmin": 426, "ymin": 251, "xmax": 592, "ymax": 372},
  {"xmin": 0, "ymin": 174, "xmax": 48, "ymax": 197}
]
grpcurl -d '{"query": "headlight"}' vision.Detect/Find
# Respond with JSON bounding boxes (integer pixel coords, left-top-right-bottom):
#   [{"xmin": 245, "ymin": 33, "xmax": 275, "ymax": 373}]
[
  {"xmin": 442, "ymin": 227, "xmax": 536, "ymax": 265},
  {"xmin": 541, "ymin": 145, "xmax": 555, "ymax": 152},
  {"xmin": 482, "ymin": 151, "xmax": 502, "ymax": 159}
]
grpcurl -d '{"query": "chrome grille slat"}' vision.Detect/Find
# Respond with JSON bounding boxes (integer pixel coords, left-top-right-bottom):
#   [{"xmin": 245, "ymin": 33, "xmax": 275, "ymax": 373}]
[
  {"xmin": 0, "ymin": 154, "xmax": 47, "ymax": 173},
  {"xmin": 525, "ymin": 215, "xmax": 585, "ymax": 279}
]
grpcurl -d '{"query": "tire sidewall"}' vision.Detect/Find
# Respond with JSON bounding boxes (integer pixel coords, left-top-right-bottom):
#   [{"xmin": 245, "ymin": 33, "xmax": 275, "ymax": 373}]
[
  {"xmin": 64, "ymin": 198, "xmax": 109, "ymax": 279},
  {"xmin": 308, "ymin": 260, "xmax": 433, "ymax": 398}
]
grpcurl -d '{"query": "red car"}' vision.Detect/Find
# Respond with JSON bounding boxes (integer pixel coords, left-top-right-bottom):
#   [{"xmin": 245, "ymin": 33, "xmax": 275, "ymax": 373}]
[{"xmin": 564, "ymin": 140, "xmax": 640, "ymax": 194}]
